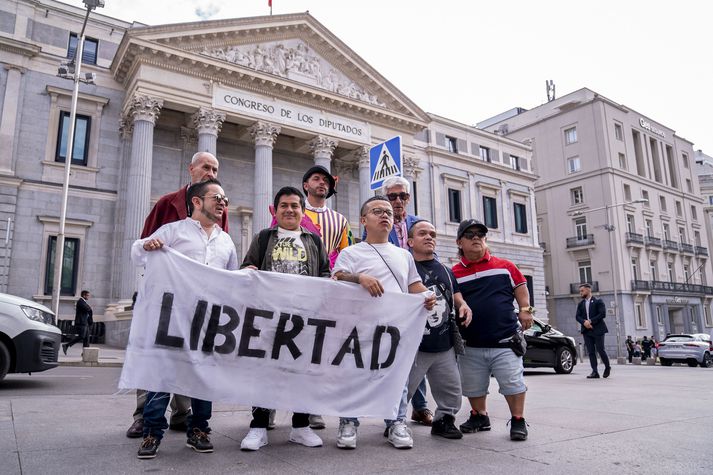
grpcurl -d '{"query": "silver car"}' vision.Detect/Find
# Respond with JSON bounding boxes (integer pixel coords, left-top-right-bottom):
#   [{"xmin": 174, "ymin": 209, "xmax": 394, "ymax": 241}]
[{"xmin": 658, "ymin": 334, "xmax": 712, "ymax": 368}]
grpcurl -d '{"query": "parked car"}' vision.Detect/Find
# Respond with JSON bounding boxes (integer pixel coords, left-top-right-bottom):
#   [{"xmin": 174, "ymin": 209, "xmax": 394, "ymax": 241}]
[
  {"xmin": 658, "ymin": 333, "xmax": 712, "ymax": 368},
  {"xmin": 0, "ymin": 292, "xmax": 61, "ymax": 381},
  {"xmin": 523, "ymin": 317, "xmax": 577, "ymax": 374}
]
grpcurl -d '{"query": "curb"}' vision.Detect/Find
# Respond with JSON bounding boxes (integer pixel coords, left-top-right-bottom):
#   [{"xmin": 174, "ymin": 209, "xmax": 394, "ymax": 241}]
[{"xmin": 59, "ymin": 361, "xmax": 124, "ymax": 368}]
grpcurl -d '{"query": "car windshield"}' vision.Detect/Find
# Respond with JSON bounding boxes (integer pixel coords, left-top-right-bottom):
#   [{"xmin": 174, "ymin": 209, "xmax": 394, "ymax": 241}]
[
  {"xmin": 525, "ymin": 322, "xmax": 543, "ymax": 336},
  {"xmin": 664, "ymin": 335, "xmax": 695, "ymax": 342}
]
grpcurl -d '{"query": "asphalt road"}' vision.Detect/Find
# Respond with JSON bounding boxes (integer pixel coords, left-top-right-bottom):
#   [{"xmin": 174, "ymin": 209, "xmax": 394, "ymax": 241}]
[{"xmin": 2, "ymin": 363, "xmax": 712, "ymax": 474}]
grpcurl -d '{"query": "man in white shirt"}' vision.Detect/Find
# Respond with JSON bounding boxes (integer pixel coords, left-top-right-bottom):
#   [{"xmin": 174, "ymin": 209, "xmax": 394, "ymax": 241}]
[
  {"xmin": 332, "ymin": 195, "xmax": 436, "ymax": 450},
  {"xmin": 131, "ymin": 178, "xmax": 238, "ymax": 459}
]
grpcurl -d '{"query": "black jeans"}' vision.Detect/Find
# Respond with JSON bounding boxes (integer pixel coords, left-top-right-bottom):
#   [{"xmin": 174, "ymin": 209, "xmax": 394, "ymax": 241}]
[
  {"xmin": 250, "ymin": 407, "xmax": 309, "ymax": 429},
  {"xmin": 66, "ymin": 324, "xmax": 90, "ymax": 348},
  {"xmin": 583, "ymin": 333, "xmax": 610, "ymax": 373}
]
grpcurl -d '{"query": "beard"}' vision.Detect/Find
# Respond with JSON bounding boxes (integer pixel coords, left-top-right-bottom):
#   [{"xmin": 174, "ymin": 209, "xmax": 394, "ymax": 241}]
[{"xmin": 200, "ymin": 207, "xmax": 220, "ymax": 223}]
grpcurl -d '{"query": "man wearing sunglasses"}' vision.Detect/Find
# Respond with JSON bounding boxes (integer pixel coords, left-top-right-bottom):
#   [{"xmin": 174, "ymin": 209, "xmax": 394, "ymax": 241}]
[
  {"xmin": 132, "ymin": 178, "xmax": 238, "ymax": 459},
  {"xmin": 126, "ymin": 151, "xmax": 230, "ymax": 439},
  {"xmin": 452, "ymin": 219, "xmax": 533, "ymax": 442}
]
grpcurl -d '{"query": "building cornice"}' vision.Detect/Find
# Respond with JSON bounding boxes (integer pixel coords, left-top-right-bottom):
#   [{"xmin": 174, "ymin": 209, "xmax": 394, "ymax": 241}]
[{"xmin": 0, "ymin": 36, "xmax": 41, "ymax": 58}]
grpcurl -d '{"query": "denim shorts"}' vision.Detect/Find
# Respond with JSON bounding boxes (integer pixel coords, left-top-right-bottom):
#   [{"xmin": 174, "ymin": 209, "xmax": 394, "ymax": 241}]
[{"xmin": 458, "ymin": 346, "xmax": 527, "ymax": 397}]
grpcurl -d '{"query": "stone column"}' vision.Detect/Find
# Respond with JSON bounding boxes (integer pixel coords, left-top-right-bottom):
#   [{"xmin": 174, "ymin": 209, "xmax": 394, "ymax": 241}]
[
  {"xmin": 179, "ymin": 126, "xmax": 198, "ymax": 187},
  {"xmin": 0, "ymin": 65, "xmax": 25, "ymax": 175},
  {"xmin": 308, "ymin": 135, "xmax": 338, "ymax": 171},
  {"xmin": 191, "ymin": 107, "xmax": 225, "ymax": 156},
  {"xmin": 249, "ymin": 121, "xmax": 280, "ymax": 233},
  {"xmin": 529, "ymin": 186, "xmax": 539, "ymax": 246},
  {"xmin": 356, "ymin": 146, "xmax": 372, "ymax": 237},
  {"xmin": 499, "ymin": 181, "xmax": 510, "ymax": 242},
  {"xmin": 403, "ymin": 155, "xmax": 420, "ymax": 216},
  {"xmin": 119, "ymin": 95, "xmax": 163, "ymax": 299}
]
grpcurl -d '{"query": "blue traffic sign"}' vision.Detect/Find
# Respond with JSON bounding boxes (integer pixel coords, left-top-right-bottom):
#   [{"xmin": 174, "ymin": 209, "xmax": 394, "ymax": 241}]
[{"xmin": 369, "ymin": 136, "xmax": 402, "ymax": 190}]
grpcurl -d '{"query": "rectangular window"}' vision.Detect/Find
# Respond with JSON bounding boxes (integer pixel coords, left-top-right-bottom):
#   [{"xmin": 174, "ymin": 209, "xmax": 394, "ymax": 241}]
[
  {"xmin": 694, "ymin": 231, "xmax": 702, "ymax": 246},
  {"xmin": 614, "ymin": 123, "xmax": 623, "ymax": 141},
  {"xmin": 679, "ymin": 227, "xmax": 686, "ymax": 244},
  {"xmin": 682, "ymin": 153, "xmax": 689, "ymax": 168},
  {"xmin": 479, "ymin": 146, "xmax": 491, "ymax": 162},
  {"xmin": 686, "ymin": 178, "xmax": 693, "ymax": 193},
  {"xmin": 657, "ymin": 306, "xmax": 664, "ymax": 325},
  {"xmin": 650, "ymin": 260, "xmax": 657, "ymax": 280},
  {"xmin": 636, "ymin": 304, "xmax": 646, "ymax": 329},
  {"xmin": 56, "ymin": 111, "xmax": 91, "ymax": 166},
  {"xmin": 645, "ymin": 219, "xmax": 653, "ymax": 237},
  {"xmin": 68, "ymin": 33, "xmax": 98, "ymax": 65},
  {"xmin": 691, "ymin": 206, "xmax": 698, "ymax": 220},
  {"xmin": 663, "ymin": 223, "xmax": 670, "ymax": 240},
  {"xmin": 709, "ymin": 196, "xmax": 713, "ymax": 205},
  {"xmin": 578, "ymin": 260, "xmax": 592, "ymax": 284},
  {"xmin": 564, "ymin": 127, "xmax": 577, "ymax": 145},
  {"xmin": 683, "ymin": 265, "xmax": 690, "ymax": 283},
  {"xmin": 44, "ymin": 237, "xmax": 79, "ymax": 296},
  {"xmin": 446, "ymin": 136, "xmax": 458, "ymax": 153},
  {"xmin": 626, "ymin": 214, "xmax": 635, "ymax": 233},
  {"xmin": 483, "ymin": 196, "xmax": 498, "ymax": 229},
  {"xmin": 514, "ymin": 203, "xmax": 528, "ymax": 233},
  {"xmin": 575, "ymin": 217, "xmax": 587, "ymax": 239},
  {"xmin": 525, "ymin": 275, "xmax": 535, "ymax": 306},
  {"xmin": 705, "ymin": 306, "xmax": 713, "ymax": 327},
  {"xmin": 448, "ymin": 188, "xmax": 462, "ymax": 223},
  {"xmin": 659, "ymin": 196, "xmax": 667, "ymax": 212},
  {"xmin": 511, "ymin": 155, "xmax": 521, "ymax": 171},
  {"xmin": 567, "ymin": 156, "xmax": 581, "ymax": 173},
  {"xmin": 631, "ymin": 257, "xmax": 639, "ymax": 280},
  {"xmin": 641, "ymin": 189, "xmax": 649, "ymax": 205},
  {"xmin": 623, "ymin": 184, "xmax": 632, "ymax": 201},
  {"xmin": 571, "ymin": 187, "xmax": 584, "ymax": 205},
  {"xmin": 667, "ymin": 262, "xmax": 675, "ymax": 282},
  {"xmin": 619, "ymin": 152, "xmax": 627, "ymax": 170},
  {"xmin": 675, "ymin": 201, "xmax": 683, "ymax": 216}
]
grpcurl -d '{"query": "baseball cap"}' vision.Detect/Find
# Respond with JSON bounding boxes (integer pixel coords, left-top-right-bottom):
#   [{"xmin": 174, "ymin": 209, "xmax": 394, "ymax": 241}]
[
  {"xmin": 302, "ymin": 165, "xmax": 336, "ymax": 198},
  {"xmin": 457, "ymin": 219, "xmax": 488, "ymax": 239}
]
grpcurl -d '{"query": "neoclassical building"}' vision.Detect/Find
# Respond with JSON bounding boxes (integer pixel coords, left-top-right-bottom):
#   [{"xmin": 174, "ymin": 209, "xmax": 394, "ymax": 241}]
[{"xmin": 0, "ymin": 0, "xmax": 544, "ymax": 342}]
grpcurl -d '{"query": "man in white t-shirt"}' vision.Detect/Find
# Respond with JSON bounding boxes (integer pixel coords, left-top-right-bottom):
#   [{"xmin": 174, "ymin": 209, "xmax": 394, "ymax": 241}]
[{"xmin": 332, "ymin": 195, "xmax": 436, "ymax": 450}]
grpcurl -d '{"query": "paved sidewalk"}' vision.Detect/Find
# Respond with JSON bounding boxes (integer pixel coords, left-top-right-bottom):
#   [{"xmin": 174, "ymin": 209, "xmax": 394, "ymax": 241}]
[{"xmin": 58, "ymin": 344, "xmax": 125, "ymax": 367}]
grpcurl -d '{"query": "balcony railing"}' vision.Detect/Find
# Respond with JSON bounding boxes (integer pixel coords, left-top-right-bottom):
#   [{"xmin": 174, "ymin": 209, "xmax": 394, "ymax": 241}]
[
  {"xmin": 570, "ymin": 281, "xmax": 599, "ymax": 294},
  {"xmin": 644, "ymin": 235, "xmax": 662, "ymax": 248},
  {"xmin": 648, "ymin": 280, "xmax": 713, "ymax": 295},
  {"xmin": 625, "ymin": 232, "xmax": 644, "ymax": 245},
  {"xmin": 696, "ymin": 246, "xmax": 709, "ymax": 256},
  {"xmin": 663, "ymin": 239, "xmax": 679, "ymax": 251},
  {"xmin": 680, "ymin": 243, "xmax": 695, "ymax": 254},
  {"xmin": 566, "ymin": 234, "xmax": 595, "ymax": 248},
  {"xmin": 631, "ymin": 280, "xmax": 651, "ymax": 291}
]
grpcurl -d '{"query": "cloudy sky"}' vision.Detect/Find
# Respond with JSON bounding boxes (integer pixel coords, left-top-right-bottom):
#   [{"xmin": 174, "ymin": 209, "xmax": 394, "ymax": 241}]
[{"xmin": 64, "ymin": 0, "xmax": 711, "ymax": 153}]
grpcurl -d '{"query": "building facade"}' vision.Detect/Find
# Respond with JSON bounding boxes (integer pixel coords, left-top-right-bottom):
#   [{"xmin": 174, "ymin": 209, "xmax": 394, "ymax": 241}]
[
  {"xmin": 481, "ymin": 88, "xmax": 713, "ymax": 354},
  {"xmin": 0, "ymin": 0, "xmax": 544, "ymax": 342}
]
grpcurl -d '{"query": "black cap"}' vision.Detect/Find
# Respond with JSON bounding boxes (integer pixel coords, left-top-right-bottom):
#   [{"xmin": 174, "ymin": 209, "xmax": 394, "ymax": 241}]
[
  {"xmin": 302, "ymin": 165, "xmax": 337, "ymax": 198},
  {"xmin": 457, "ymin": 219, "xmax": 488, "ymax": 239}
]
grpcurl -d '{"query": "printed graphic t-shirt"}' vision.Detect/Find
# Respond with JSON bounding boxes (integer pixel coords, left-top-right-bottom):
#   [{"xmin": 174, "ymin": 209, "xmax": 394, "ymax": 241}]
[
  {"xmin": 271, "ymin": 227, "xmax": 308, "ymax": 276},
  {"xmin": 415, "ymin": 259, "xmax": 459, "ymax": 353}
]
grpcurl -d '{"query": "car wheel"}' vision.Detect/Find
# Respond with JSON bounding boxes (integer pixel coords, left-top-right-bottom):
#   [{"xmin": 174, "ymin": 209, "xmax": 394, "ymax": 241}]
[
  {"xmin": 687, "ymin": 359, "xmax": 698, "ymax": 367},
  {"xmin": 660, "ymin": 358, "xmax": 673, "ymax": 366},
  {"xmin": 554, "ymin": 346, "xmax": 574, "ymax": 374},
  {"xmin": 0, "ymin": 340, "xmax": 10, "ymax": 381},
  {"xmin": 700, "ymin": 352, "xmax": 712, "ymax": 368}
]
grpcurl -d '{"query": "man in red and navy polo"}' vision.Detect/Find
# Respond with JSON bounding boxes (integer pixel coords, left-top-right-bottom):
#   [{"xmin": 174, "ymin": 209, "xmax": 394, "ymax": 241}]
[{"xmin": 451, "ymin": 219, "xmax": 534, "ymax": 441}]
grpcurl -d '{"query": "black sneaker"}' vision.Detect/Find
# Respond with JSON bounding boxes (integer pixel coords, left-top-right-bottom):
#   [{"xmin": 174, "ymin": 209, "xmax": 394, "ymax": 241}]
[
  {"xmin": 509, "ymin": 416, "xmax": 528, "ymax": 441},
  {"xmin": 186, "ymin": 429, "xmax": 214, "ymax": 453},
  {"xmin": 61, "ymin": 343, "xmax": 68, "ymax": 356},
  {"xmin": 137, "ymin": 436, "xmax": 160, "ymax": 459},
  {"xmin": 459, "ymin": 411, "xmax": 491, "ymax": 433},
  {"xmin": 431, "ymin": 415, "xmax": 463, "ymax": 439}
]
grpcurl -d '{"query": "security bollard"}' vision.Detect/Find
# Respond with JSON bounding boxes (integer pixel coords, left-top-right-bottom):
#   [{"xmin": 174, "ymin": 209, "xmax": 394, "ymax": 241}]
[{"xmin": 82, "ymin": 347, "xmax": 99, "ymax": 363}]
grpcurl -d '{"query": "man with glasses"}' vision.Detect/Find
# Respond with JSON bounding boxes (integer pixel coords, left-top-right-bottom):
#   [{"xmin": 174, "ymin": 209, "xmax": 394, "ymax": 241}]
[
  {"xmin": 452, "ymin": 219, "xmax": 533, "ymax": 441},
  {"xmin": 132, "ymin": 178, "xmax": 238, "ymax": 459},
  {"xmin": 239, "ymin": 186, "xmax": 330, "ymax": 451},
  {"xmin": 126, "ymin": 151, "xmax": 229, "ymax": 439},
  {"xmin": 332, "ymin": 196, "xmax": 436, "ymax": 450}
]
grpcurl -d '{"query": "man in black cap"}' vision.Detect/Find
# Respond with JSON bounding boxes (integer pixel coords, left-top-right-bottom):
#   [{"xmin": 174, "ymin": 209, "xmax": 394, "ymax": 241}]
[{"xmin": 451, "ymin": 219, "xmax": 533, "ymax": 441}]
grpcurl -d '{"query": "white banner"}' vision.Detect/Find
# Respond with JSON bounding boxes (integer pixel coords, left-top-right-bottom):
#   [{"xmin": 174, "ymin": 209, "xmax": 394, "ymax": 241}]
[{"xmin": 119, "ymin": 248, "xmax": 426, "ymax": 419}]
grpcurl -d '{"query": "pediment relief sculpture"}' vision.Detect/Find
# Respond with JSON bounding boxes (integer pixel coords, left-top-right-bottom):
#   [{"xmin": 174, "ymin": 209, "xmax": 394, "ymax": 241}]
[{"xmin": 199, "ymin": 39, "xmax": 387, "ymax": 109}]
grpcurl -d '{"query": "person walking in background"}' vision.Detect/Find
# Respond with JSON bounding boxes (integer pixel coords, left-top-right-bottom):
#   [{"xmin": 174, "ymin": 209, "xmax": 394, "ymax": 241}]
[
  {"xmin": 625, "ymin": 335, "xmax": 635, "ymax": 363},
  {"xmin": 62, "ymin": 290, "xmax": 93, "ymax": 355}
]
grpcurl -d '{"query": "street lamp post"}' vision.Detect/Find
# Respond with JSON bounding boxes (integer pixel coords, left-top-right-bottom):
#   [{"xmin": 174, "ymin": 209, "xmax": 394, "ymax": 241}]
[
  {"xmin": 51, "ymin": 0, "xmax": 104, "ymax": 317},
  {"xmin": 572, "ymin": 198, "xmax": 647, "ymax": 364}
]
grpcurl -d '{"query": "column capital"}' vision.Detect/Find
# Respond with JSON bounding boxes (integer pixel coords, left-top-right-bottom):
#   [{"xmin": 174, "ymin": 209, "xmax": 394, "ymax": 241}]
[
  {"xmin": 249, "ymin": 121, "xmax": 281, "ymax": 147},
  {"xmin": 355, "ymin": 145, "xmax": 371, "ymax": 167},
  {"xmin": 118, "ymin": 117, "xmax": 133, "ymax": 140},
  {"xmin": 191, "ymin": 107, "xmax": 226, "ymax": 136},
  {"xmin": 333, "ymin": 158, "xmax": 358, "ymax": 178},
  {"xmin": 127, "ymin": 95, "xmax": 163, "ymax": 124},
  {"xmin": 403, "ymin": 154, "xmax": 422, "ymax": 179},
  {"xmin": 180, "ymin": 126, "xmax": 197, "ymax": 147},
  {"xmin": 308, "ymin": 135, "xmax": 338, "ymax": 157}
]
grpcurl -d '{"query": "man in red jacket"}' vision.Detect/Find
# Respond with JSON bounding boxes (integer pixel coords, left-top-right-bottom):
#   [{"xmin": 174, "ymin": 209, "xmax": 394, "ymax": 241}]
[{"xmin": 126, "ymin": 151, "xmax": 229, "ymax": 438}]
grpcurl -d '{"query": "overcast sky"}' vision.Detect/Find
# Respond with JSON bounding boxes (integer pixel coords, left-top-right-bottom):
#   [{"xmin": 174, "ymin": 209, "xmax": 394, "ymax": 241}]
[{"xmin": 65, "ymin": 0, "xmax": 712, "ymax": 153}]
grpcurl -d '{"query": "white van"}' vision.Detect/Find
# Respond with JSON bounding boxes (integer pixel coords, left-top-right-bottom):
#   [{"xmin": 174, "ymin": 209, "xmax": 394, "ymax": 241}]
[{"xmin": 0, "ymin": 292, "xmax": 62, "ymax": 381}]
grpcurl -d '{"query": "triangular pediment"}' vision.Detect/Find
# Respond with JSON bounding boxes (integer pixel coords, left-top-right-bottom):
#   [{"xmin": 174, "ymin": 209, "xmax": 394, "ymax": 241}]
[{"xmin": 112, "ymin": 13, "xmax": 428, "ymax": 131}]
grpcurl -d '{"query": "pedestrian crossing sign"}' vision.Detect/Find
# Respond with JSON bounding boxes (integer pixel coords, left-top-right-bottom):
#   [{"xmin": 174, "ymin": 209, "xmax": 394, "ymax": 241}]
[{"xmin": 369, "ymin": 136, "xmax": 402, "ymax": 190}]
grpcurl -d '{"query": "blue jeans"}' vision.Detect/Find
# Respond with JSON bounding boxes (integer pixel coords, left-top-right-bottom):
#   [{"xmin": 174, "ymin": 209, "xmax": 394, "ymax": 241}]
[
  {"xmin": 143, "ymin": 391, "xmax": 211, "ymax": 441},
  {"xmin": 411, "ymin": 378, "xmax": 428, "ymax": 411},
  {"xmin": 340, "ymin": 384, "xmax": 408, "ymax": 428}
]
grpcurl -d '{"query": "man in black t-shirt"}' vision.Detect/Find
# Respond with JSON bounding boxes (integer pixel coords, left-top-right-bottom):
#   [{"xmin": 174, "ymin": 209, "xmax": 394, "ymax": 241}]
[{"xmin": 406, "ymin": 220, "xmax": 472, "ymax": 439}]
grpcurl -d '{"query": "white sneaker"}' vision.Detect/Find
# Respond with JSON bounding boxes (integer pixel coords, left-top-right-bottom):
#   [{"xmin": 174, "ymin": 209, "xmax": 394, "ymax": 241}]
[
  {"xmin": 240, "ymin": 428, "xmax": 268, "ymax": 451},
  {"xmin": 387, "ymin": 421, "xmax": 413, "ymax": 449},
  {"xmin": 289, "ymin": 427, "xmax": 323, "ymax": 447},
  {"xmin": 336, "ymin": 421, "xmax": 357, "ymax": 449}
]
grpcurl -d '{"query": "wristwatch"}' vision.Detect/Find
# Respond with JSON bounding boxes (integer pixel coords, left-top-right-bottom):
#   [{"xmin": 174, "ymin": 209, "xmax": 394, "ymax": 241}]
[{"xmin": 519, "ymin": 306, "xmax": 536, "ymax": 314}]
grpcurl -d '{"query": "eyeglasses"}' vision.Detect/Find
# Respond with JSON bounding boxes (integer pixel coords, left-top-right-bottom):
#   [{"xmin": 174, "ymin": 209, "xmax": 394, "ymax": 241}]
[
  {"xmin": 369, "ymin": 207, "xmax": 394, "ymax": 217},
  {"xmin": 201, "ymin": 193, "xmax": 229, "ymax": 206},
  {"xmin": 461, "ymin": 230, "xmax": 486, "ymax": 240},
  {"xmin": 386, "ymin": 192, "xmax": 410, "ymax": 202}
]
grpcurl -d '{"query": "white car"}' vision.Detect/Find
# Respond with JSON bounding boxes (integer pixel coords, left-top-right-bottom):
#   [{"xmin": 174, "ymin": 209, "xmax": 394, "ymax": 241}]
[
  {"xmin": 658, "ymin": 333, "xmax": 713, "ymax": 368},
  {"xmin": 0, "ymin": 292, "xmax": 62, "ymax": 381}
]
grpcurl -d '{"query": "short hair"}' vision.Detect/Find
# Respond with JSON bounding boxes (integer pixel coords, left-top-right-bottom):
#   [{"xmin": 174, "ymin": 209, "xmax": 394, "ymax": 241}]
[
  {"xmin": 187, "ymin": 178, "xmax": 223, "ymax": 213},
  {"xmin": 81, "ymin": 290, "xmax": 90, "ymax": 298},
  {"xmin": 407, "ymin": 219, "xmax": 432, "ymax": 238},
  {"xmin": 382, "ymin": 176, "xmax": 410, "ymax": 194},
  {"xmin": 360, "ymin": 195, "xmax": 390, "ymax": 217},
  {"xmin": 579, "ymin": 283, "xmax": 592, "ymax": 289},
  {"xmin": 274, "ymin": 186, "xmax": 305, "ymax": 211},
  {"xmin": 191, "ymin": 151, "xmax": 216, "ymax": 164}
]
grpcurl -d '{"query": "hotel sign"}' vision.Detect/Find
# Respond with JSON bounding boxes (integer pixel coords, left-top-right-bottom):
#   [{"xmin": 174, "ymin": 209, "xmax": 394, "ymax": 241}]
[
  {"xmin": 213, "ymin": 85, "xmax": 371, "ymax": 144},
  {"xmin": 639, "ymin": 118, "xmax": 666, "ymax": 138}
]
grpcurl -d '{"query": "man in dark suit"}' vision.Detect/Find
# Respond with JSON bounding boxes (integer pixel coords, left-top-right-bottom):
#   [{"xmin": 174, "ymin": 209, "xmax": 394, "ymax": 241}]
[
  {"xmin": 576, "ymin": 283, "xmax": 611, "ymax": 379},
  {"xmin": 62, "ymin": 290, "xmax": 93, "ymax": 354}
]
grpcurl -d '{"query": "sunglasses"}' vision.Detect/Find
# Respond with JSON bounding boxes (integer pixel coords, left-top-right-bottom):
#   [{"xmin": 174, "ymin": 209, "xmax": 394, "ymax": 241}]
[
  {"xmin": 386, "ymin": 192, "xmax": 410, "ymax": 201},
  {"xmin": 462, "ymin": 230, "xmax": 486, "ymax": 240},
  {"xmin": 369, "ymin": 207, "xmax": 394, "ymax": 217},
  {"xmin": 201, "ymin": 193, "xmax": 229, "ymax": 206}
]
